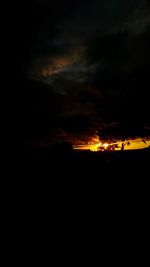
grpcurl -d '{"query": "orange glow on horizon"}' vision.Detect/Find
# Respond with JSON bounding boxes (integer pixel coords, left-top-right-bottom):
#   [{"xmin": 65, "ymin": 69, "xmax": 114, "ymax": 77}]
[
  {"xmin": 74, "ymin": 138, "xmax": 150, "ymax": 152},
  {"xmin": 103, "ymin": 143, "xmax": 109, "ymax": 149}
]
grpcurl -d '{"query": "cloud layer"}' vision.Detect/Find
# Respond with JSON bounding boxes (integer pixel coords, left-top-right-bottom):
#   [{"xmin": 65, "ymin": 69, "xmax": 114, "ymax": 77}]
[{"xmin": 19, "ymin": 0, "xmax": 150, "ymax": 145}]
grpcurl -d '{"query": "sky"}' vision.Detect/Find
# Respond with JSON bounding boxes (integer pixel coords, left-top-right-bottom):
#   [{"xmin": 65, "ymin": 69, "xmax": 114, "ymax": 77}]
[{"xmin": 17, "ymin": 0, "xmax": 150, "ymax": 148}]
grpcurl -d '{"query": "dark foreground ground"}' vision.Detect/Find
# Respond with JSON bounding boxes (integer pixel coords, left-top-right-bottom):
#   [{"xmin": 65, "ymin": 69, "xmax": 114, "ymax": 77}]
[
  {"xmin": 24, "ymin": 145, "xmax": 149, "ymax": 161},
  {"xmin": 7, "ymin": 145, "xmax": 150, "ymax": 219},
  {"xmin": 23, "ymin": 145, "xmax": 150, "ymax": 172}
]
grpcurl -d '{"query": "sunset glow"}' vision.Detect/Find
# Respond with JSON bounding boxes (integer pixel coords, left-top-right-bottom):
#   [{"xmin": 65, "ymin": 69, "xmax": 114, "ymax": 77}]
[
  {"xmin": 103, "ymin": 143, "xmax": 109, "ymax": 149},
  {"xmin": 74, "ymin": 138, "xmax": 150, "ymax": 152}
]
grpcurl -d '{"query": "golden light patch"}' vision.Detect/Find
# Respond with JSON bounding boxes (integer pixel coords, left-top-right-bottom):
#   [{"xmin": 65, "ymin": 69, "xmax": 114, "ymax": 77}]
[{"xmin": 74, "ymin": 138, "xmax": 150, "ymax": 152}]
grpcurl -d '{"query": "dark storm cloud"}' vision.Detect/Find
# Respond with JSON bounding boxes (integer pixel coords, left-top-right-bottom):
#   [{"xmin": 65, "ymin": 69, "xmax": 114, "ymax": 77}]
[
  {"xmin": 22, "ymin": 0, "xmax": 150, "ymax": 144},
  {"xmin": 98, "ymin": 123, "xmax": 150, "ymax": 142},
  {"xmin": 30, "ymin": 0, "xmax": 150, "ymax": 81}
]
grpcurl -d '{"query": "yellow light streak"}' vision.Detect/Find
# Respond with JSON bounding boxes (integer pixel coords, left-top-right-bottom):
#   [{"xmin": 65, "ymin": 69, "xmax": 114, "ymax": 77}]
[{"xmin": 74, "ymin": 139, "xmax": 150, "ymax": 152}]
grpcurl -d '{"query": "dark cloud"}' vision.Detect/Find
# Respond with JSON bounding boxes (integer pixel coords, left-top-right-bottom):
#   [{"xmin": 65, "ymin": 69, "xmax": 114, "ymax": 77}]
[
  {"xmin": 15, "ymin": 0, "xmax": 150, "ymax": 145},
  {"xmin": 98, "ymin": 123, "xmax": 150, "ymax": 142},
  {"xmin": 29, "ymin": 0, "xmax": 149, "ymax": 77}
]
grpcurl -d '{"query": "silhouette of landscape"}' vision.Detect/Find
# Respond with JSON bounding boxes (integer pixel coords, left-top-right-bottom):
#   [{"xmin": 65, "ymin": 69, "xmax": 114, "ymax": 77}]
[{"xmin": 24, "ymin": 141, "xmax": 150, "ymax": 167}]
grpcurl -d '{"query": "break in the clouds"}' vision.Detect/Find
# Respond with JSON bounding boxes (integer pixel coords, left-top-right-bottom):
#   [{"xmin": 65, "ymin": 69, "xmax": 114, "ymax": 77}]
[{"xmin": 23, "ymin": 0, "xmax": 150, "ymax": 145}]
